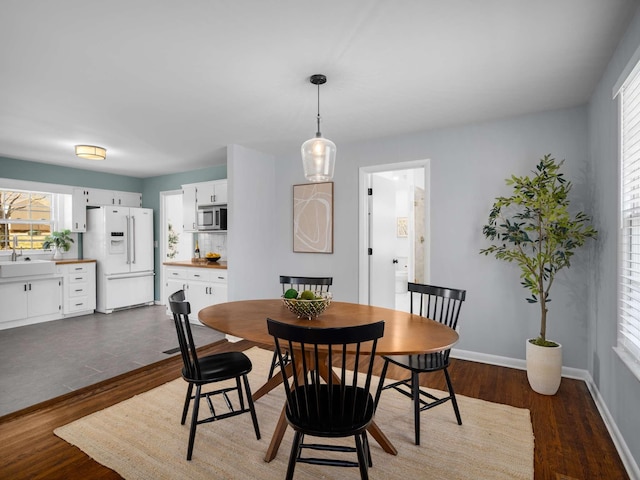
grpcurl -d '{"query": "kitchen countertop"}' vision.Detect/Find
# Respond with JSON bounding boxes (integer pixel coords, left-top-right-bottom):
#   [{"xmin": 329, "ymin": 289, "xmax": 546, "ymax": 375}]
[
  {"xmin": 55, "ymin": 259, "xmax": 97, "ymax": 265},
  {"xmin": 163, "ymin": 259, "xmax": 228, "ymax": 270}
]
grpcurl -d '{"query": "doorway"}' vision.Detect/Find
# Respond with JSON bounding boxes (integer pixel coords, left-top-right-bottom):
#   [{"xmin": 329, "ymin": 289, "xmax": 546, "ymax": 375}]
[
  {"xmin": 160, "ymin": 190, "xmax": 191, "ymax": 305},
  {"xmin": 358, "ymin": 160, "xmax": 430, "ymax": 311}
]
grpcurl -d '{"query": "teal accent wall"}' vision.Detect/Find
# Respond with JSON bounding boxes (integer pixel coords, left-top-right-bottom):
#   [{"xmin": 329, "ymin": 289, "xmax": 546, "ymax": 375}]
[{"xmin": 0, "ymin": 156, "xmax": 143, "ymax": 191}]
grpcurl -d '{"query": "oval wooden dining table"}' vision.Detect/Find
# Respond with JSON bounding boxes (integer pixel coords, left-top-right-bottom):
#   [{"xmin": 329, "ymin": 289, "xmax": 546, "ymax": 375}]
[{"xmin": 199, "ymin": 299, "xmax": 459, "ymax": 462}]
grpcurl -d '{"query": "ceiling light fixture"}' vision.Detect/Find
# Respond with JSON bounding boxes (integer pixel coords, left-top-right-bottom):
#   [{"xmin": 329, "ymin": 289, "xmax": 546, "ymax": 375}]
[
  {"xmin": 301, "ymin": 74, "xmax": 336, "ymax": 182},
  {"xmin": 75, "ymin": 145, "xmax": 106, "ymax": 160}
]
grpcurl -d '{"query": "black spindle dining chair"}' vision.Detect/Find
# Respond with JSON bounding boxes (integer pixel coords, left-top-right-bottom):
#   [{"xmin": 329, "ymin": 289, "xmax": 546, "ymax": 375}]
[
  {"xmin": 267, "ymin": 318, "xmax": 384, "ymax": 480},
  {"xmin": 168, "ymin": 290, "xmax": 260, "ymax": 460},
  {"xmin": 374, "ymin": 282, "xmax": 466, "ymax": 445}
]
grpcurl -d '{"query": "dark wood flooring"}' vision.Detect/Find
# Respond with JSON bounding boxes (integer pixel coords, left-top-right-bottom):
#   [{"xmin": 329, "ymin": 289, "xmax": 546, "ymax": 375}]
[{"xmin": 0, "ymin": 339, "xmax": 629, "ymax": 480}]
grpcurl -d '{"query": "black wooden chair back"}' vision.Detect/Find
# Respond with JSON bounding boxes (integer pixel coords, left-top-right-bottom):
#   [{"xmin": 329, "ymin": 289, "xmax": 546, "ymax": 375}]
[
  {"xmin": 267, "ymin": 318, "xmax": 384, "ymax": 480},
  {"xmin": 409, "ymin": 282, "xmax": 466, "ymax": 359},
  {"xmin": 280, "ymin": 275, "xmax": 333, "ymax": 295},
  {"xmin": 268, "ymin": 276, "xmax": 334, "ymax": 380},
  {"xmin": 168, "ymin": 289, "xmax": 202, "ymax": 381}
]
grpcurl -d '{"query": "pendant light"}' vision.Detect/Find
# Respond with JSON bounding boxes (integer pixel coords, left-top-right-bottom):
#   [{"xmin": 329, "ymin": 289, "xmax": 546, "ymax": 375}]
[{"xmin": 301, "ymin": 74, "xmax": 336, "ymax": 182}]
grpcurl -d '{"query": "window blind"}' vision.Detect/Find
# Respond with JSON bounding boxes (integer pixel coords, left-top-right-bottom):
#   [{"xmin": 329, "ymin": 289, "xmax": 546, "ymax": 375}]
[{"xmin": 620, "ymin": 68, "xmax": 640, "ymax": 364}]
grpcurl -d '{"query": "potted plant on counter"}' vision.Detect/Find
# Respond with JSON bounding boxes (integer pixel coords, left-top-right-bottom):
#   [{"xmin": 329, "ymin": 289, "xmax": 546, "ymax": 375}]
[
  {"xmin": 43, "ymin": 229, "xmax": 74, "ymax": 260},
  {"xmin": 480, "ymin": 154, "xmax": 597, "ymax": 395}
]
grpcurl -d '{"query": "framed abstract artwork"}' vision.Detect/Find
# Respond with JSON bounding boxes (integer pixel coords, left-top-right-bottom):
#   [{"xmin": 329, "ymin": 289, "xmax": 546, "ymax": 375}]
[{"xmin": 293, "ymin": 182, "xmax": 333, "ymax": 253}]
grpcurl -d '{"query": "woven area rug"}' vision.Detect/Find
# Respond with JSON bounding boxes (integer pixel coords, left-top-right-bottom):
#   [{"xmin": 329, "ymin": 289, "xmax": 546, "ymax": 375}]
[{"xmin": 55, "ymin": 347, "xmax": 534, "ymax": 479}]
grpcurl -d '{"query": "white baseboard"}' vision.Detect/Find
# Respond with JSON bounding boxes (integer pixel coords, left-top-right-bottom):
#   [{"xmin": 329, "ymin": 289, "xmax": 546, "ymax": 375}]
[{"xmin": 451, "ymin": 348, "xmax": 640, "ymax": 480}]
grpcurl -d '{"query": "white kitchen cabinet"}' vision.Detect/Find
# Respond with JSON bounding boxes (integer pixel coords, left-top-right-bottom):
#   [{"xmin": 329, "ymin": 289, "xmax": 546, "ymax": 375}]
[
  {"xmin": 182, "ymin": 184, "xmax": 198, "ymax": 232},
  {"xmin": 112, "ymin": 191, "xmax": 142, "ymax": 207},
  {"xmin": 196, "ymin": 180, "xmax": 227, "ymax": 205},
  {"xmin": 71, "ymin": 188, "xmax": 88, "ymax": 232},
  {"xmin": 83, "ymin": 188, "xmax": 142, "ymax": 207},
  {"xmin": 181, "ymin": 180, "xmax": 228, "ymax": 232},
  {"xmin": 165, "ymin": 266, "xmax": 228, "ymax": 325},
  {"xmin": 57, "ymin": 262, "xmax": 96, "ymax": 316},
  {"xmin": 0, "ymin": 277, "xmax": 62, "ymax": 327}
]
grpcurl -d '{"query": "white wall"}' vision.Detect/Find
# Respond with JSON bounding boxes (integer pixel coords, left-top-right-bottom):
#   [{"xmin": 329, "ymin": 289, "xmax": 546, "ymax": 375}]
[
  {"xmin": 227, "ymin": 144, "xmax": 277, "ymax": 300},
  {"xmin": 589, "ymin": 6, "xmax": 640, "ymax": 473},
  {"xmin": 273, "ymin": 106, "xmax": 590, "ymax": 368}
]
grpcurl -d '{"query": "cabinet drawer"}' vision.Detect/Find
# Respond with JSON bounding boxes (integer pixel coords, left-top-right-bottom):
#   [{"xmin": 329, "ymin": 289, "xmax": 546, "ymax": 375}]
[
  {"xmin": 69, "ymin": 284, "xmax": 89, "ymax": 298},
  {"xmin": 67, "ymin": 297, "xmax": 90, "ymax": 313},
  {"xmin": 68, "ymin": 272, "xmax": 89, "ymax": 284},
  {"xmin": 67, "ymin": 264, "xmax": 89, "ymax": 274},
  {"xmin": 211, "ymin": 270, "xmax": 228, "ymax": 283},
  {"xmin": 166, "ymin": 267, "xmax": 188, "ymax": 279},
  {"xmin": 187, "ymin": 269, "xmax": 212, "ymax": 282}
]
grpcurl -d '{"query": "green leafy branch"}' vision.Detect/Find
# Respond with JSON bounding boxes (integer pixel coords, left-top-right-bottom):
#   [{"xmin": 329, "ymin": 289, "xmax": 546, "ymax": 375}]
[{"xmin": 480, "ymin": 154, "xmax": 597, "ymax": 343}]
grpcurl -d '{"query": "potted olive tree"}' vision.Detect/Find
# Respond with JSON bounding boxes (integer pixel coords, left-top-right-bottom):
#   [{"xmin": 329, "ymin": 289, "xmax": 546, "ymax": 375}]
[
  {"xmin": 43, "ymin": 229, "xmax": 74, "ymax": 260},
  {"xmin": 480, "ymin": 154, "xmax": 597, "ymax": 395}
]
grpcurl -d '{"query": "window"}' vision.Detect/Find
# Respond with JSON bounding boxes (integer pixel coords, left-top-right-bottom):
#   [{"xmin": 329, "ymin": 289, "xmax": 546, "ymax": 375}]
[
  {"xmin": 0, "ymin": 189, "xmax": 53, "ymax": 251},
  {"xmin": 619, "ymin": 65, "xmax": 640, "ymax": 372}
]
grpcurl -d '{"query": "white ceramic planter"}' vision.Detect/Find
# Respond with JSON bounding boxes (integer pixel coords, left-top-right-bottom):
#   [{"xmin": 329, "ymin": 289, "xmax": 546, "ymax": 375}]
[{"xmin": 526, "ymin": 339, "xmax": 562, "ymax": 395}]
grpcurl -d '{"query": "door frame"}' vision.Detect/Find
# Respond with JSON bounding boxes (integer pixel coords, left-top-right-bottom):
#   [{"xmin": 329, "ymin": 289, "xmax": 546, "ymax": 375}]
[
  {"xmin": 358, "ymin": 159, "xmax": 431, "ymax": 305},
  {"xmin": 160, "ymin": 189, "xmax": 182, "ymax": 306}
]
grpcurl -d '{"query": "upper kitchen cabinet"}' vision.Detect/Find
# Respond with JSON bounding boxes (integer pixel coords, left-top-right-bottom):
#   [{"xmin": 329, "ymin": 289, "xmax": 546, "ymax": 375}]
[
  {"xmin": 182, "ymin": 180, "xmax": 227, "ymax": 232},
  {"xmin": 69, "ymin": 188, "xmax": 142, "ymax": 232},
  {"xmin": 182, "ymin": 184, "xmax": 198, "ymax": 232},
  {"xmin": 197, "ymin": 180, "xmax": 227, "ymax": 205},
  {"xmin": 76, "ymin": 188, "xmax": 142, "ymax": 208}
]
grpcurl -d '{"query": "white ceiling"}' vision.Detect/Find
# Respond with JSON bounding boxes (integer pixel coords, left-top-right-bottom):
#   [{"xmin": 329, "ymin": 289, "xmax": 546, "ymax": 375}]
[{"xmin": 0, "ymin": 1, "xmax": 636, "ymax": 178}]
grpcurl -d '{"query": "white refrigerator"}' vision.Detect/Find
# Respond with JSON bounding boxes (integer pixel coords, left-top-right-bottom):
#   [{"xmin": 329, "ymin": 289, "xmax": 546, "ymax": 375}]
[{"xmin": 84, "ymin": 206, "xmax": 155, "ymax": 313}]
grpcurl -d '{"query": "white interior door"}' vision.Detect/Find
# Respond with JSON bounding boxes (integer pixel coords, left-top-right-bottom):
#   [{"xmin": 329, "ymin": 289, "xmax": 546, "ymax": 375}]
[{"xmin": 369, "ymin": 174, "xmax": 397, "ymax": 309}]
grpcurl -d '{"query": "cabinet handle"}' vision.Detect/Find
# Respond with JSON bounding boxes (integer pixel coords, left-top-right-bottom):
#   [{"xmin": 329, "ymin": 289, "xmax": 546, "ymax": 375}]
[
  {"xmin": 28, "ymin": 283, "xmax": 32, "ymax": 291},
  {"xmin": 75, "ymin": 289, "xmax": 83, "ymax": 292},
  {"xmin": 24, "ymin": 284, "xmax": 27, "ymax": 291},
  {"xmin": 74, "ymin": 267, "xmax": 82, "ymax": 271}
]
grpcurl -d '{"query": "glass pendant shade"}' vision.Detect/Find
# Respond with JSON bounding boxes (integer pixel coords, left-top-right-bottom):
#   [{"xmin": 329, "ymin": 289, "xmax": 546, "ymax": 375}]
[
  {"xmin": 301, "ymin": 134, "xmax": 336, "ymax": 182},
  {"xmin": 301, "ymin": 73, "xmax": 336, "ymax": 182}
]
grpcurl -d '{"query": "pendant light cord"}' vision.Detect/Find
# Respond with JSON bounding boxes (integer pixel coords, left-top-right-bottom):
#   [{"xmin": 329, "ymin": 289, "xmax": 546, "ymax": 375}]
[{"xmin": 316, "ymin": 82, "xmax": 322, "ymax": 137}]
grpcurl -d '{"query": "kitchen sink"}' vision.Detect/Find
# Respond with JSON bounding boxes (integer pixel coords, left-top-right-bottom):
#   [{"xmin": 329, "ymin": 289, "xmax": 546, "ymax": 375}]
[{"xmin": 0, "ymin": 259, "xmax": 56, "ymax": 278}]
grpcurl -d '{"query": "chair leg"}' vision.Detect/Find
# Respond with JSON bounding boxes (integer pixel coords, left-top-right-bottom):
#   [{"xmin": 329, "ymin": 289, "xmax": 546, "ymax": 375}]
[
  {"xmin": 186, "ymin": 384, "xmax": 202, "ymax": 460},
  {"xmin": 412, "ymin": 371, "xmax": 421, "ymax": 445},
  {"xmin": 181, "ymin": 382, "xmax": 193, "ymax": 425},
  {"xmin": 374, "ymin": 358, "xmax": 390, "ymax": 409},
  {"xmin": 363, "ymin": 431, "xmax": 372, "ymax": 467},
  {"xmin": 267, "ymin": 349, "xmax": 278, "ymax": 379},
  {"xmin": 286, "ymin": 431, "xmax": 303, "ymax": 480},
  {"xmin": 444, "ymin": 367, "xmax": 462, "ymax": 425},
  {"xmin": 242, "ymin": 374, "xmax": 261, "ymax": 440},
  {"xmin": 355, "ymin": 433, "xmax": 369, "ymax": 480}
]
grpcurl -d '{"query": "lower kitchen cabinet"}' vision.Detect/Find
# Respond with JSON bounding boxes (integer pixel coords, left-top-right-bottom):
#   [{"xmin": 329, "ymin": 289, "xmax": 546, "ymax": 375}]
[
  {"xmin": 56, "ymin": 262, "xmax": 96, "ymax": 316},
  {"xmin": 165, "ymin": 266, "xmax": 228, "ymax": 325},
  {"xmin": 0, "ymin": 277, "xmax": 62, "ymax": 329}
]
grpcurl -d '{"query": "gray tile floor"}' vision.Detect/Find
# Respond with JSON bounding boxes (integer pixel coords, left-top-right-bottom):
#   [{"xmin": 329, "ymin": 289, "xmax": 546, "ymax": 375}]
[{"xmin": 0, "ymin": 305, "xmax": 225, "ymax": 417}]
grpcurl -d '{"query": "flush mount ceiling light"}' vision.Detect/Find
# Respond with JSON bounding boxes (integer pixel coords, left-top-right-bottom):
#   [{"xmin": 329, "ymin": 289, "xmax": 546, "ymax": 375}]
[
  {"xmin": 75, "ymin": 145, "xmax": 106, "ymax": 160},
  {"xmin": 301, "ymin": 74, "xmax": 336, "ymax": 182}
]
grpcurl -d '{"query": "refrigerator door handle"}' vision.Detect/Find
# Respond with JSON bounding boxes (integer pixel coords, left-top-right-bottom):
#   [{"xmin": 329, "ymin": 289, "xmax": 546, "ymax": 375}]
[
  {"xmin": 131, "ymin": 216, "xmax": 136, "ymax": 264},
  {"xmin": 126, "ymin": 215, "xmax": 131, "ymax": 264}
]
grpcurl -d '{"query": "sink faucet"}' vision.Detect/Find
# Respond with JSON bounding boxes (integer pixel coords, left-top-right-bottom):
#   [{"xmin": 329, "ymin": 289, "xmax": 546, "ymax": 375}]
[{"xmin": 10, "ymin": 236, "xmax": 22, "ymax": 262}]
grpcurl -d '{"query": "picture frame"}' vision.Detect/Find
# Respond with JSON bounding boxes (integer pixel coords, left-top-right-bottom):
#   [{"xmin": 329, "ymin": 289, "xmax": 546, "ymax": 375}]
[
  {"xmin": 293, "ymin": 182, "xmax": 334, "ymax": 253},
  {"xmin": 397, "ymin": 217, "xmax": 408, "ymax": 237}
]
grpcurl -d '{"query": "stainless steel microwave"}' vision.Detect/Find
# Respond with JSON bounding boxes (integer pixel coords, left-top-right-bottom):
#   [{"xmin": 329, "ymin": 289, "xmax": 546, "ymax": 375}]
[{"xmin": 197, "ymin": 205, "xmax": 227, "ymax": 230}]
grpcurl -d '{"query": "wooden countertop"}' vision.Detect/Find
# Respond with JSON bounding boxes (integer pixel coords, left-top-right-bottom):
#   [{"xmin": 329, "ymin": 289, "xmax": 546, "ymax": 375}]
[
  {"xmin": 54, "ymin": 259, "xmax": 97, "ymax": 265},
  {"xmin": 163, "ymin": 259, "xmax": 227, "ymax": 270}
]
